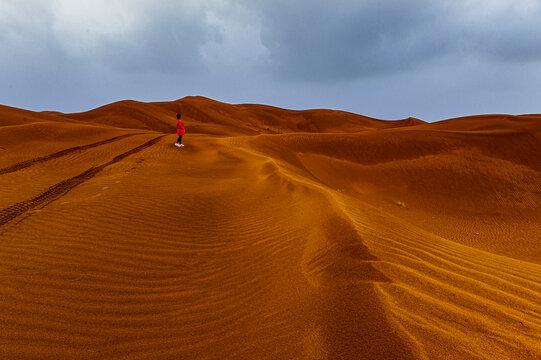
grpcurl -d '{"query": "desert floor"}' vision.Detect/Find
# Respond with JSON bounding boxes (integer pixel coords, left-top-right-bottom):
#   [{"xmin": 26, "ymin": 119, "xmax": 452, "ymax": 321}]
[{"xmin": 1, "ymin": 97, "xmax": 540, "ymax": 359}]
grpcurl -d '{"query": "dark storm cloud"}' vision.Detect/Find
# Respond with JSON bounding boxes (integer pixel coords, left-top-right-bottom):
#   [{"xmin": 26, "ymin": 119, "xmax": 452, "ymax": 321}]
[
  {"xmin": 91, "ymin": 5, "xmax": 216, "ymax": 73},
  {"xmin": 247, "ymin": 0, "xmax": 541, "ymax": 82},
  {"xmin": 1, "ymin": 1, "xmax": 217, "ymax": 74},
  {"xmin": 254, "ymin": 0, "xmax": 453, "ymax": 81}
]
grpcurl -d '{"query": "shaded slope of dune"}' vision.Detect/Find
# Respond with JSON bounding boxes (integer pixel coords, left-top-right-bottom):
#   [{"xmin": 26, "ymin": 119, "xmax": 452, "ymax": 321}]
[
  {"xmin": 0, "ymin": 100, "xmax": 540, "ymax": 359},
  {"xmin": 234, "ymin": 115, "xmax": 541, "ymax": 358},
  {"xmin": 243, "ymin": 115, "xmax": 540, "ymax": 263},
  {"xmin": 64, "ymin": 100, "xmax": 179, "ymax": 134},
  {"xmin": 0, "ymin": 105, "xmax": 72, "ymax": 127}
]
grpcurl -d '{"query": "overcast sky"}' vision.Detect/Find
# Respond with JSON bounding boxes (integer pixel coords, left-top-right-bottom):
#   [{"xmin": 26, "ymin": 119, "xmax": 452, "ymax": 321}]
[{"xmin": 1, "ymin": 0, "xmax": 540, "ymax": 121}]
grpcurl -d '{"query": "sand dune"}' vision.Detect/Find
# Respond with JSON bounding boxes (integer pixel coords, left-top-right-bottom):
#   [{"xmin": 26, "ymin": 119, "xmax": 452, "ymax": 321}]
[{"xmin": 0, "ymin": 97, "xmax": 539, "ymax": 359}]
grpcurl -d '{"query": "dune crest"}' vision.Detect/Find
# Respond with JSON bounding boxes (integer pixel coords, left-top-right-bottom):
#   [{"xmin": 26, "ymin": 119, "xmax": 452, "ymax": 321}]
[{"xmin": 0, "ymin": 98, "xmax": 539, "ymax": 359}]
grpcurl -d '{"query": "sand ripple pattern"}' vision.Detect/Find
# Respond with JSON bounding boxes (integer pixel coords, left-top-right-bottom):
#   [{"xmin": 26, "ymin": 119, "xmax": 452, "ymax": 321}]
[
  {"xmin": 332, "ymin": 196, "xmax": 541, "ymax": 360},
  {"xmin": 1, "ymin": 99, "xmax": 539, "ymax": 359},
  {"xmin": 0, "ymin": 135, "xmax": 164, "ymax": 227},
  {"xmin": 0, "ymin": 133, "xmax": 142, "ymax": 176}
]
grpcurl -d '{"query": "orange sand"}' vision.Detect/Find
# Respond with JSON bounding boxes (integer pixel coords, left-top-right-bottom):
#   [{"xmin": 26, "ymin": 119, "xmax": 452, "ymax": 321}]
[{"xmin": 0, "ymin": 97, "xmax": 540, "ymax": 359}]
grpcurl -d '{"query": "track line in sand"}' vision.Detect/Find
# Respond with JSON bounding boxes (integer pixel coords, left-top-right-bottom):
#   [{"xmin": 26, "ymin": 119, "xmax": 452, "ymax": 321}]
[
  {"xmin": 0, "ymin": 133, "xmax": 145, "ymax": 176},
  {"xmin": 0, "ymin": 135, "xmax": 165, "ymax": 227}
]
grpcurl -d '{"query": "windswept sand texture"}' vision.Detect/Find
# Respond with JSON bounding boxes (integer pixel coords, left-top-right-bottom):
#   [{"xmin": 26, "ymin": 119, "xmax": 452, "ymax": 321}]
[{"xmin": 0, "ymin": 97, "xmax": 540, "ymax": 359}]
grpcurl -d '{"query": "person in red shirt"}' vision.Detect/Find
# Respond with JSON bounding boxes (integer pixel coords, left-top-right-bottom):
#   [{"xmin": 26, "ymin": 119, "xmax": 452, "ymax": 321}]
[{"xmin": 175, "ymin": 113, "xmax": 185, "ymax": 147}]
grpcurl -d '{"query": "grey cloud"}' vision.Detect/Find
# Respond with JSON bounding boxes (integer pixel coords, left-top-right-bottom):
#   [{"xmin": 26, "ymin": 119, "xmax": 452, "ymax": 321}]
[
  {"xmin": 0, "ymin": 0, "xmax": 229, "ymax": 110},
  {"xmin": 94, "ymin": 7, "xmax": 217, "ymax": 73},
  {"xmin": 245, "ymin": 0, "xmax": 541, "ymax": 82},
  {"xmin": 254, "ymin": 0, "xmax": 450, "ymax": 81},
  {"xmin": 51, "ymin": 3, "xmax": 220, "ymax": 74},
  {"xmin": 1, "ymin": 1, "xmax": 225, "ymax": 75}
]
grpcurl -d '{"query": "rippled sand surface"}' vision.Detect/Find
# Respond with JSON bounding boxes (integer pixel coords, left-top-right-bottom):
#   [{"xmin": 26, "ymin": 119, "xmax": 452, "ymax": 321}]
[{"xmin": 1, "ymin": 97, "xmax": 540, "ymax": 359}]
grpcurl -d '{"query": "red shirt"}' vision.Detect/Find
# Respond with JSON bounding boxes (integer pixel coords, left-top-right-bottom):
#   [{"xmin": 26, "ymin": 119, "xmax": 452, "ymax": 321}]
[{"xmin": 176, "ymin": 119, "xmax": 185, "ymax": 135}]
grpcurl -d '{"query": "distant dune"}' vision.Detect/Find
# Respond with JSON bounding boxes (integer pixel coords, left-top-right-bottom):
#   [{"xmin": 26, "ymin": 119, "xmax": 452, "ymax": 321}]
[{"xmin": 0, "ymin": 97, "xmax": 540, "ymax": 359}]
